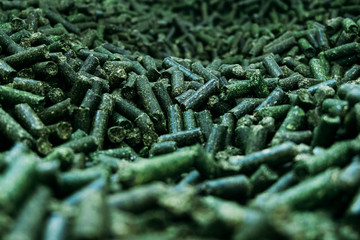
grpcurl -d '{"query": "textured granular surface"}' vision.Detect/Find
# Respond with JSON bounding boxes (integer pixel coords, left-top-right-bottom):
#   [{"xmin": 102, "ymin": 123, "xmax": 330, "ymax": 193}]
[{"xmin": 0, "ymin": 1, "xmax": 360, "ymax": 239}]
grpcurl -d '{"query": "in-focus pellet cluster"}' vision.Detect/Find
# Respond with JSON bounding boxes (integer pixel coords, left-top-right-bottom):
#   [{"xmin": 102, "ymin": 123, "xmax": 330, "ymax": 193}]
[{"xmin": 0, "ymin": 0, "xmax": 360, "ymax": 239}]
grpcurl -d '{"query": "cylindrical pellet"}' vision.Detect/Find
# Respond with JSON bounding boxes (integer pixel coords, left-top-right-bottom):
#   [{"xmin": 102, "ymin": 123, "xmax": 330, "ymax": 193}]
[
  {"xmin": 149, "ymin": 141, "xmax": 177, "ymax": 157},
  {"xmin": 168, "ymin": 104, "xmax": 183, "ymax": 134},
  {"xmin": 0, "ymin": 107, "xmax": 34, "ymax": 146},
  {"xmin": 295, "ymin": 139, "xmax": 357, "ymax": 178},
  {"xmin": 14, "ymin": 103, "xmax": 49, "ymax": 138},
  {"xmin": 3, "ymin": 44, "xmax": 49, "ymax": 68},
  {"xmin": 4, "ymin": 186, "xmax": 51, "ymax": 240},
  {"xmin": 182, "ymin": 78, "xmax": 219, "ymax": 110},
  {"xmin": 72, "ymin": 190, "xmax": 107, "ymax": 240},
  {"xmin": 136, "ymin": 75, "xmax": 166, "ymax": 132},
  {"xmin": 196, "ymin": 175, "xmax": 252, "ymax": 200},
  {"xmin": 158, "ymin": 128, "xmax": 203, "ymax": 147},
  {"xmin": 229, "ymin": 142, "xmax": 297, "ymax": 173},
  {"xmin": 118, "ymin": 145, "xmax": 203, "ymax": 186},
  {"xmin": 183, "ymin": 109, "xmax": 197, "ymax": 130},
  {"xmin": 108, "ymin": 182, "xmax": 166, "ymax": 212},
  {"xmin": 311, "ymin": 115, "xmax": 340, "ymax": 147},
  {"xmin": 205, "ymin": 124, "xmax": 228, "ymax": 155},
  {"xmin": 0, "ymin": 148, "xmax": 37, "ymax": 214},
  {"xmin": 170, "ymin": 70, "xmax": 185, "ymax": 97}
]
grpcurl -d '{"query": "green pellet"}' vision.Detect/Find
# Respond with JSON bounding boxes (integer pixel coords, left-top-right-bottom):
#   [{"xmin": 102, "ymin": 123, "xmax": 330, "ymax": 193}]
[
  {"xmin": 271, "ymin": 106, "xmax": 306, "ymax": 146},
  {"xmin": 309, "ymin": 58, "xmax": 327, "ymax": 80},
  {"xmin": 295, "ymin": 139, "xmax": 358, "ymax": 178},
  {"xmin": 3, "ymin": 44, "xmax": 49, "ymax": 69},
  {"xmin": 298, "ymin": 38, "xmax": 316, "ymax": 58},
  {"xmin": 118, "ymin": 145, "xmax": 203, "ymax": 186},
  {"xmin": 0, "ymin": 145, "xmax": 37, "ymax": 214},
  {"xmin": 0, "ymin": 85, "xmax": 44, "ymax": 108}
]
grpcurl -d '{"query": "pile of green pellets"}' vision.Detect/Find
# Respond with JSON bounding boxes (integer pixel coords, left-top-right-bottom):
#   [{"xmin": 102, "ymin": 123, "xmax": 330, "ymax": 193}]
[{"xmin": 1, "ymin": 0, "xmax": 360, "ymax": 239}]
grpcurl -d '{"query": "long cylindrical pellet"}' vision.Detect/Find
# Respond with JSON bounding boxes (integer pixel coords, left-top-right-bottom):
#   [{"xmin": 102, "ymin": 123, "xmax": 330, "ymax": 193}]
[
  {"xmin": 196, "ymin": 175, "xmax": 252, "ymax": 200},
  {"xmin": 90, "ymin": 147, "xmax": 138, "ymax": 162},
  {"xmin": 111, "ymin": 112, "xmax": 133, "ymax": 130},
  {"xmin": 324, "ymin": 42, "xmax": 360, "ymax": 60},
  {"xmin": 58, "ymin": 167, "xmax": 108, "ymax": 195},
  {"xmin": 0, "ymin": 149, "xmax": 37, "ymax": 214},
  {"xmin": 220, "ymin": 80, "xmax": 252, "ymax": 100},
  {"xmin": 3, "ymin": 44, "xmax": 49, "ymax": 68},
  {"xmin": 229, "ymin": 98, "xmax": 264, "ymax": 119},
  {"xmin": 220, "ymin": 113, "xmax": 235, "ymax": 147},
  {"xmin": 44, "ymin": 9, "xmax": 80, "ymax": 34},
  {"xmin": 136, "ymin": 75, "xmax": 166, "ymax": 132},
  {"xmin": 263, "ymin": 55, "xmax": 284, "ymax": 78},
  {"xmin": 72, "ymin": 190, "xmax": 107, "ymax": 240},
  {"xmin": 158, "ymin": 128, "xmax": 203, "ymax": 147},
  {"xmin": 117, "ymin": 145, "xmax": 203, "ymax": 186},
  {"xmin": 294, "ymin": 139, "xmax": 357, "ymax": 178},
  {"xmin": 279, "ymin": 73, "xmax": 304, "ymax": 91},
  {"xmin": 0, "ymin": 29, "xmax": 24, "ymax": 54},
  {"xmin": 229, "ymin": 142, "xmax": 297, "ymax": 173},
  {"xmin": 170, "ymin": 70, "xmax": 185, "ymax": 97},
  {"xmin": 149, "ymin": 141, "xmax": 177, "ymax": 157},
  {"xmin": 12, "ymin": 77, "xmax": 47, "ymax": 96},
  {"xmin": 152, "ymin": 82, "xmax": 173, "ymax": 117},
  {"xmin": 264, "ymin": 171, "xmax": 298, "ymax": 194},
  {"xmin": 38, "ymin": 98, "xmax": 72, "ymax": 124},
  {"xmin": 254, "ymin": 87, "xmax": 287, "ymax": 113},
  {"xmin": 182, "ymin": 78, "xmax": 219, "ymax": 110},
  {"xmin": 309, "ymin": 58, "xmax": 327, "ymax": 80},
  {"xmin": 195, "ymin": 110, "xmax": 213, "ymax": 141},
  {"xmin": 14, "ymin": 103, "xmax": 49, "ymax": 138},
  {"xmin": 205, "ymin": 124, "xmax": 227, "ymax": 155},
  {"xmin": 108, "ymin": 182, "xmax": 166, "ymax": 212},
  {"xmin": 163, "ymin": 57, "xmax": 203, "ymax": 82},
  {"xmin": 0, "ymin": 107, "xmax": 34, "ymax": 146},
  {"xmin": 191, "ymin": 61, "xmax": 218, "ymax": 82},
  {"xmin": 254, "ymin": 104, "xmax": 291, "ymax": 120},
  {"xmin": 90, "ymin": 110, "xmax": 110, "ymax": 149},
  {"xmin": 298, "ymin": 38, "xmax": 316, "ymax": 58},
  {"xmin": 4, "ymin": 186, "xmax": 51, "ymax": 240},
  {"xmin": 168, "ymin": 104, "xmax": 183, "ymax": 134},
  {"xmin": 175, "ymin": 89, "xmax": 196, "ymax": 105},
  {"xmin": 183, "ymin": 109, "xmax": 197, "ymax": 130},
  {"xmin": 55, "ymin": 136, "xmax": 98, "ymax": 153},
  {"xmin": 32, "ymin": 61, "xmax": 58, "ymax": 78},
  {"xmin": 0, "ymin": 85, "xmax": 45, "ymax": 108},
  {"xmin": 251, "ymin": 168, "xmax": 343, "ymax": 210}
]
